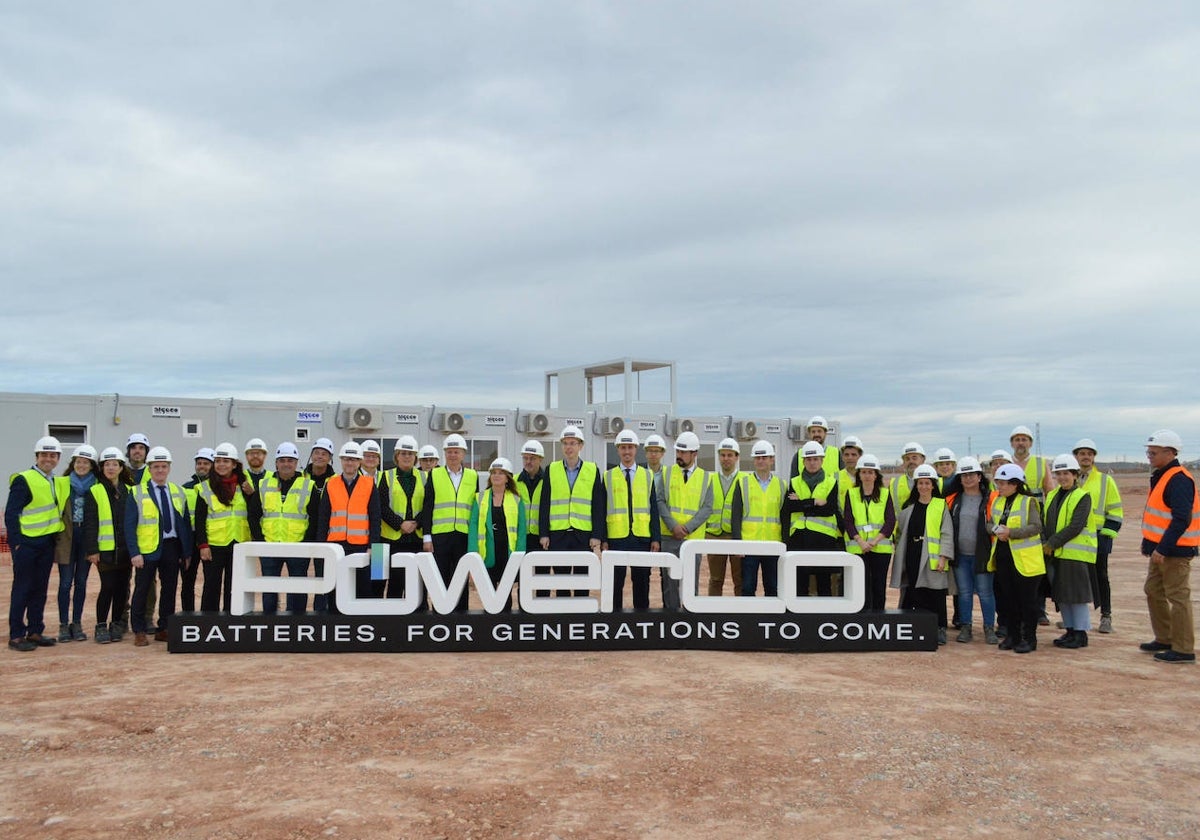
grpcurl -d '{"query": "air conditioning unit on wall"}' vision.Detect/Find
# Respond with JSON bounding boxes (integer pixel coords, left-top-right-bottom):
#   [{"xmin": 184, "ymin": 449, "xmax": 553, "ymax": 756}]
[
  {"xmin": 432, "ymin": 412, "xmax": 466, "ymax": 432},
  {"xmin": 734, "ymin": 420, "xmax": 758, "ymax": 440},
  {"xmin": 348, "ymin": 406, "xmax": 382, "ymax": 431},
  {"xmin": 600, "ymin": 416, "xmax": 625, "ymax": 436},
  {"xmin": 518, "ymin": 412, "xmax": 551, "ymax": 434}
]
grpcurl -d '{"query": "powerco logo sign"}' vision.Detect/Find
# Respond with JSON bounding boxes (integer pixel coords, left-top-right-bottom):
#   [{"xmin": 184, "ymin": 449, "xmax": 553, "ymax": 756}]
[{"xmin": 167, "ymin": 540, "xmax": 936, "ymax": 654}]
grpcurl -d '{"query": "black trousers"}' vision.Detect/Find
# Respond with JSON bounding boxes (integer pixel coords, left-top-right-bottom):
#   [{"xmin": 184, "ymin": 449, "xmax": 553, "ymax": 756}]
[
  {"xmin": 131, "ymin": 538, "xmax": 181, "ymax": 633},
  {"xmin": 788, "ymin": 530, "xmax": 840, "ymax": 597},
  {"xmin": 606, "ymin": 535, "xmax": 652, "ymax": 610},
  {"xmin": 386, "ymin": 536, "xmax": 428, "ymax": 611},
  {"xmin": 900, "ymin": 585, "xmax": 947, "ymax": 629},
  {"xmin": 547, "ymin": 529, "xmax": 592, "ymax": 597},
  {"xmin": 431, "ymin": 531, "xmax": 470, "ymax": 613},
  {"xmin": 200, "ymin": 542, "xmax": 235, "ymax": 613},
  {"xmin": 179, "ymin": 548, "xmax": 201, "ymax": 612},
  {"xmin": 861, "ymin": 551, "xmax": 892, "ymax": 612},
  {"xmin": 994, "ymin": 553, "xmax": 1043, "ymax": 646}
]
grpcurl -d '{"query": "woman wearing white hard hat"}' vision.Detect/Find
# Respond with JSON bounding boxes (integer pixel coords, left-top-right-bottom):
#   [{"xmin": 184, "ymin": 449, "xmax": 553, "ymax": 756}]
[
  {"xmin": 467, "ymin": 458, "xmax": 527, "ymax": 613},
  {"xmin": 195, "ymin": 443, "xmax": 251, "ymax": 613},
  {"xmin": 83, "ymin": 448, "xmax": 133, "ymax": 643},
  {"xmin": 55, "ymin": 445, "xmax": 100, "ymax": 642},
  {"xmin": 1042, "ymin": 455, "xmax": 1097, "ymax": 650},
  {"xmin": 890, "ymin": 465, "xmax": 953, "ymax": 644},
  {"xmin": 988, "ymin": 464, "xmax": 1045, "ymax": 653},
  {"xmin": 359, "ymin": 440, "xmax": 383, "ymax": 483},
  {"xmin": 417, "ymin": 445, "xmax": 440, "ymax": 475},
  {"xmin": 942, "ymin": 458, "xmax": 998, "ymax": 644},
  {"xmin": 841, "ymin": 454, "xmax": 895, "ymax": 612}
]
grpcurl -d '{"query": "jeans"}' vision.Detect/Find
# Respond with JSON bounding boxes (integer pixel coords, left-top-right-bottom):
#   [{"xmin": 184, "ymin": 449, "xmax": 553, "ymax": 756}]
[
  {"xmin": 260, "ymin": 556, "xmax": 312, "ymax": 613},
  {"xmin": 58, "ymin": 534, "xmax": 91, "ymax": 625},
  {"xmin": 953, "ymin": 555, "xmax": 996, "ymax": 627}
]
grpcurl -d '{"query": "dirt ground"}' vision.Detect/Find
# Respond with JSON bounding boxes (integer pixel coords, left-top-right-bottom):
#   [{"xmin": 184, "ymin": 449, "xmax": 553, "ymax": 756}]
[{"xmin": 2, "ymin": 474, "xmax": 1198, "ymax": 839}]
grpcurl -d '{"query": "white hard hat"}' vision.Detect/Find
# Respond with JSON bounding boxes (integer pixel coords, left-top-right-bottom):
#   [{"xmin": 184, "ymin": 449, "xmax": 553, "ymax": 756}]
[
  {"xmin": 990, "ymin": 449, "xmax": 1011, "ymax": 462},
  {"xmin": 644, "ymin": 434, "xmax": 666, "ymax": 450},
  {"xmin": 338, "ymin": 441, "xmax": 363, "ymax": 459},
  {"xmin": 717, "ymin": 438, "xmax": 740, "ymax": 454},
  {"xmin": 615, "ymin": 429, "xmax": 640, "ymax": 446},
  {"xmin": 147, "ymin": 446, "xmax": 172, "ymax": 463},
  {"xmin": 521, "ymin": 440, "xmax": 545, "ymax": 458},
  {"xmin": 360, "ymin": 439, "xmax": 382, "ymax": 455},
  {"xmin": 489, "ymin": 457, "xmax": 514, "ymax": 475},
  {"xmin": 912, "ymin": 464, "xmax": 938, "ymax": 481},
  {"xmin": 195, "ymin": 447, "xmax": 216, "ymax": 463},
  {"xmin": 902, "ymin": 442, "xmax": 926, "ymax": 457},
  {"xmin": 213, "ymin": 442, "xmax": 240, "ymax": 461},
  {"xmin": 275, "ymin": 442, "xmax": 301, "ymax": 460},
  {"xmin": 34, "ymin": 436, "xmax": 63, "ymax": 455},
  {"xmin": 443, "ymin": 434, "xmax": 467, "ymax": 451},
  {"xmin": 418, "ymin": 445, "xmax": 439, "ymax": 459},
  {"xmin": 312, "ymin": 438, "xmax": 335, "ymax": 456},
  {"xmin": 72, "ymin": 444, "xmax": 98, "ymax": 463},
  {"xmin": 99, "ymin": 446, "xmax": 125, "ymax": 464},
  {"xmin": 560, "ymin": 425, "xmax": 584, "ymax": 442},
  {"xmin": 675, "ymin": 431, "xmax": 700, "ymax": 452},
  {"xmin": 806, "ymin": 415, "xmax": 829, "ymax": 430},
  {"xmin": 751, "ymin": 440, "xmax": 775, "ymax": 458},
  {"xmin": 841, "ymin": 435, "xmax": 863, "ymax": 452},
  {"xmin": 993, "ymin": 464, "xmax": 1026, "ymax": 483},
  {"xmin": 801, "ymin": 441, "xmax": 825, "ymax": 458},
  {"xmin": 1052, "ymin": 453, "xmax": 1080, "ymax": 472},
  {"xmin": 395, "ymin": 435, "xmax": 419, "ymax": 453},
  {"xmin": 1147, "ymin": 429, "xmax": 1183, "ymax": 452},
  {"xmin": 933, "ymin": 447, "xmax": 956, "ymax": 464},
  {"xmin": 857, "ymin": 454, "xmax": 882, "ymax": 472},
  {"xmin": 125, "ymin": 433, "xmax": 150, "ymax": 449},
  {"xmin": 244, "ymin": 438, "xmax": 268, "ymax": 453},
  {"xmin": 957, "ymin": 456, "xmax": 983, "ymax": 474},
  {"xmin": 1072, "ymin": 438, "xmax": 1098, "ymax": 454},
  {"xmin": 1010, "ymin": 425, "xmax": 1034, "ymax": 441}
]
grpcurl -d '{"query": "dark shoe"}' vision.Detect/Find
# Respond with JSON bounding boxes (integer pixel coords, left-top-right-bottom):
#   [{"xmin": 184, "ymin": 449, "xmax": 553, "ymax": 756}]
[
  {"xmin": 57, "ymin": 623, "xmax": 72, "ymax": 643},
  {"xmin": 70, "ymin": 623, "xmax": 87, "ymax": 642},
  {"xmin": 1038, "ymin": 612, "xmax": 1050, "ymax": 627},
  {"xmin": 1061, "ymin": 631, "xmax": 1088, "ymax": 649},
  {"xmin": 996, "ymin": 625, "xmax": 1008, "ymax": 639},
  {"xmin": 134, "ymin": 633, "xmax": 149, "ymax": 647},
  {"xmin": 937, "ymin": 628, "xmax": 947, "ymax": 646},
  {"xmin": 95, "ymin": 624, "xmax": 111, "ymax": 644},
  {"xmin": 1140, "ymin": 640, "xmax": 1171, "ymax": 652},
  {"xmin": 1154, "ymin": 650, "xmax": 1196, "ymax": 663},
  {"xmin": 27, "ymin": 633, "xmax": 56, "ymax": 647},
  {"xmin": 1098, "ymin": 614, "xmax": 1114, "ymax": 634},
  {"xmin": 984, "ymin": 626, "xmax": 999, "ymax": 645},
  {"xmin": 153, "ymin": 630, "xmax": 169, "ymax": 643},
  {"xmin": 956, "ymin": 627, "xmax": 973, "ymax": 643},
  {"xmin": 8, "ymin": 637, "xmax": 37, "ymax": 652},
  {"xmin": 1014, "ymin": 640, "xmax": 1034, "ymax": 654},
  {"xmin": 108, "ymin": 622, "xmax": 124, "ymax": 643},
  {"xmin": 998, "ymin": 636, "xmax": 1016, "ymax": 651},
  {"xmin": 1053, "ymin": 630, "xmax": 1075, "ymax": 647}
]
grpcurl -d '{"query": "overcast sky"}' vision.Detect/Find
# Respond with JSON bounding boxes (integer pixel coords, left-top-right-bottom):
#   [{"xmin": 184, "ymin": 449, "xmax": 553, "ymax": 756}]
[{"xmin": 3, "ymin": 2, "xmax": 1198, "ymax": 460}]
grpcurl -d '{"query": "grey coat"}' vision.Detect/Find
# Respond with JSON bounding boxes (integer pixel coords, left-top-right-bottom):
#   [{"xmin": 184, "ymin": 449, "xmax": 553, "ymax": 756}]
[{"xmin": 890, "ymin": 501, "xmax": 954, "ymax": 591}]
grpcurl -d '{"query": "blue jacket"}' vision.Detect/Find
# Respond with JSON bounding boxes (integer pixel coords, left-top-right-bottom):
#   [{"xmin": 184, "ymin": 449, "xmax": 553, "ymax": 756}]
[{"xmin": 123, "ymin": 482, "xmax": 194, "ymax": 561}]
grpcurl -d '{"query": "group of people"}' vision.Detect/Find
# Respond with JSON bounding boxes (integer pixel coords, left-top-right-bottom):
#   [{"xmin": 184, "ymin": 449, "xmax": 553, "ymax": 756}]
[{"xmin": 5, "ymin": 418, "xmax": 1196, "ymax": 663}]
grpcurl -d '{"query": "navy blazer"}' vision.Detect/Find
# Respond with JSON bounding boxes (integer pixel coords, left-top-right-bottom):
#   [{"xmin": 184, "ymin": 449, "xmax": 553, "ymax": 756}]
[{"xmin": 123, "ymin": 481, "xmax": 194, "ymax": 561}]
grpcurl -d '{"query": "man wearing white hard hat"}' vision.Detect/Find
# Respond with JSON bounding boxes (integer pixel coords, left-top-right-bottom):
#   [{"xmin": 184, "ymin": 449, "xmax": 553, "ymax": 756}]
[
  {"xmin": 516, "ymin": 440, "xmax": 548, "ymax": 576},
  {"xmin": 318, "ymin": 441, "xmax": 382, "ymax": 610},
  {"xmin": 836, "ymin": 436, "xmax": 864, "ymax": 513},
  {"xmin": 602, "ymin": 430, "xmax": 660, "ymax": 610},
  {"xmin": 730, "ymin": 440, "xmax": 785, "ymax": 597},
  {"xmin": 644, "ymin": 435, "xmax": 667, "ymax": 478},
  {"xmin": 932, "ymin": 448, "xmax": 957, "ymax": 495},
  {"xmin": 378, "ymin": 436, "xmax": 426, "ymax": 604},
  {"xmin": 304, "ymin": 438, "xmax": 336, "ymax": 492},
  {"xmin": 243, "ymin": 438, "xmax": 271, "ymax": 493},
  {"xmin": 1009, "ymin": 426, "xmax": 1051, "ymax": 503},
  {"xmin": 889, "ymin": 443, "xmax": 925, "ymax": 510},
  {"xmin": 420, "ymin": 434, "xmax": 478, "ymax": 612},
  {"xmin": 538, "ymin": 426, "xmax": 606, "ymax": 598},
  {"xmin": 1139, "ymin": 430, "xmax": 1198, "ymax": 663},
  {"xmin": 790, "ymin": 415, "xmax": 841, "ymax": 482},
  {"xmin": 705, "ymin": 438, "xmax": 744, "ymax": 597},
  {"xmin": 656, "ymin": 431, "xmax": 713, "ymax": 611},
  {"xmin": 123, "ymin": 447, "xmax": 193, "ymax": 646},
  {"xmin": 784, "ymin": 440, "xmax": 842, "ymax": 597},
  {"xmin": 179, "ymin": 448, "xmax": 215, "ymax": 613},
  {"xmin": 125, "ymin": 433, "xmax": 151, "ymax": 486},
  {"xmin": 6, "ymin": 436, "xmax": 69, "ymax": 650},
  {"xmin": 249, "ymin": 443, "xmax": 320, "ymax": 613},
  {"xmin": 1072, "ymin": 439, "xmax": 1124, "ymax": 634}
]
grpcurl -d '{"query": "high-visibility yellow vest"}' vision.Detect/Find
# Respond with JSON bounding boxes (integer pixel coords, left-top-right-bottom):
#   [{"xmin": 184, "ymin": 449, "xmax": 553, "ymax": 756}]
[
  {"xmin": 259, "ymin": 473, "xmax": 316, "ymax": 543},
  {"xmin": 182, "ymin": 483, "xmax": 200, "ymax": 529},
  {"xmin": 11, "ymin": 469, "xmax": 69, "ymax": 537},
  {"xmin": 1018, "ymin": 456, "xmax": 1047, "ymax": 501},
  {"xmin": 923, "ymin": 497, "xmax": 948, "ymax": 568},
  {"xmin": 1079, "ymin": 468, "xmax": 1123, "ymax": 539},
  {"xmin": 516, "ymin": 473, "xmax": 544, "ymax": 536},
  {"xmin": 988, "ymin": 494, "xmax": 1045, "ymax": 577},
  {"xmin": 89, "ymin": 482, "xmax": 118, "ymax": 551},
  {"xmin": 546, "ymin": 460, "xmax": 599, "ymax": 532},
  {"xmin": 605, "ymin": 465, "xmax": 654, "ymax": 539},
  {"xmin": 707, "ymin": 470, "xmax": 742, "ymax": 535},
  {"xmin": 130, "ymin": 482, "xmax": 187, "ymax": 556},
  {"xmin": 847, "ymin": 488, "xmax": 893, "ymax": 555},
  {"xmin": 738, "ymin": 474, "xmax": 783, "ymax": 542},
  {"xmin": 429, "ymin": 467, "xmax": 478, "ymax": 535},
  {"xmin": 380, "ymin": 468, "xmax": 424, "ymax": 541},
  {"xmin": 196, "ymin": 482, "xmax": 250, "ymax": 546},
  {"xmin": 660, "ymin": 464, "xmax": 709, "ymax": 540},
  {"xmin": 889, "ymin": 474, "xmax": 913, "ymax": 511},
  {"xmin": 1044, "ymin": 487, "xmax": 1098, "ymax": 563},
  {"xmin": 788, "ymin": 471, "xmax": 839, "ymax": 537},
  {"xmin": 473, "ymin": 488, "xmax": 522, "ymax": 565}
]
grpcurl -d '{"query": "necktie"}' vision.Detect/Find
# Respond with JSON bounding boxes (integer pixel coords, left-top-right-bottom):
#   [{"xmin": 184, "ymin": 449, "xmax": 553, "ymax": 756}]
[
  {"xmin": 624, "ymin": 468, "xmax": 634, "ymax": 519},
  {"xmin": 157, "ymin": 484, "xmax": 172, "ymax": 536}
]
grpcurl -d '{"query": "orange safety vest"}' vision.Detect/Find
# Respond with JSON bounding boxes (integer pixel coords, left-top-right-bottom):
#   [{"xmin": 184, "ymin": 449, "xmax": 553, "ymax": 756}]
[
  {"xmin": 1141, "ymin": 465, "xmax": 1200, "ymax": 547},
  {"xmin": 325, "ymin": 476, "xmax": 373, "ymax": 545}
]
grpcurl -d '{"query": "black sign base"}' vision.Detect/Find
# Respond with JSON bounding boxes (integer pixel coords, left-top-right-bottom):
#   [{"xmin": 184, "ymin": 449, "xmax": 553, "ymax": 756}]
[{"xmin": 168, "ymin": 610, "xmax": 938, "ymax": 653}]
